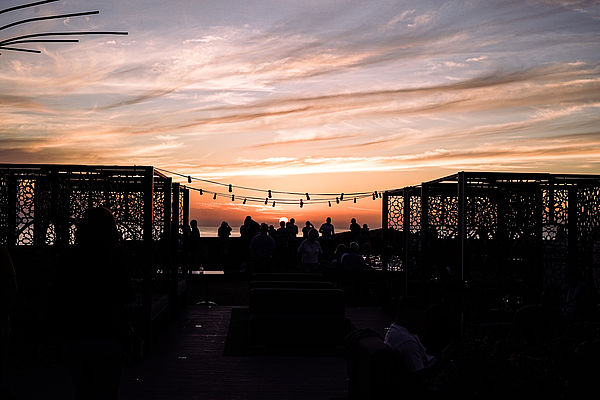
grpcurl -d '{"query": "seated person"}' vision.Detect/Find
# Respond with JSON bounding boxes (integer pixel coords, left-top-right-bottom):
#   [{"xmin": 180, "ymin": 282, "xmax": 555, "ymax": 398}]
[
  {"xmin": 341, "ymin": 242, "xmax": 366, "ymax": 270},
  {"xmin": 384, "ymin": 298, "xmax": 437, "ymax": 374}
]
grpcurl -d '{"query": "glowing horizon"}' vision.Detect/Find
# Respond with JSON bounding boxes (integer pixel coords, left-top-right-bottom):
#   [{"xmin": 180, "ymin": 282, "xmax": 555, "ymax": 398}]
[{"xmin": 1, "ymin": 0, "xmax": 599, "ymax": 231}]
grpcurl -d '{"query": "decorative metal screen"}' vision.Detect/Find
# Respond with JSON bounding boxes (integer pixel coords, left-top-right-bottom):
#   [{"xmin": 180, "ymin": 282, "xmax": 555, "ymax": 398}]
[
  {"xmin": 383, "ymin": 172, "xmax": 600, "ymax": 296},
  {"xmin": 0, "ymin": 165, "xmax": 180, "ymax": 247},
  {"xmin": 386, "ymin": 192, "xmax": 404, "ymax": 231}
]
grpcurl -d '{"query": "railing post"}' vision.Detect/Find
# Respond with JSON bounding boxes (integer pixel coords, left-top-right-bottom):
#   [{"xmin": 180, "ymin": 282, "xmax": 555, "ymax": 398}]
[
  {"xmin": 142, "ymin": 166, "xmax": 154, "ymax": 353},
  {"xmin": 403, "ymin": 189, "xmax": 410, "ymax": 297}
]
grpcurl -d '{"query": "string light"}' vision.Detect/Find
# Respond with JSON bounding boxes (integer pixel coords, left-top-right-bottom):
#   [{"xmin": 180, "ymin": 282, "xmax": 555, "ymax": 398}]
[
  {"xmin": 155, "ymin": 167, "xmax": 384, "ymax": 198},
  {"xmin": 272, "ymin": 201, "xmax": 276, "ymax": 207},
  {"xmin": 155, "ymin": 167, "xmax": 388, "ymax": 208}
]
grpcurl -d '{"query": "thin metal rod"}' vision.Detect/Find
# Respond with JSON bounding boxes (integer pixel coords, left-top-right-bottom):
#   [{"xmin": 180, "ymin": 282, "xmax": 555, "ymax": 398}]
[
  {"xmin": 0, "ymin": 46, "xmax": 41, "ymax": 53},
  {"xmin": 1, "ymin": 31, "xmax": 128, "ymax": 46},
  {"xmin": 0, "ymin": 0, "xmax": 59, "ymax": 15},
  {"xmin": 0, "ymin": 11, "xmax": 99, "ymax": 31},
  {"xmin": 5, "ymin": 39, "xmax": 79, "ymax": 44}
]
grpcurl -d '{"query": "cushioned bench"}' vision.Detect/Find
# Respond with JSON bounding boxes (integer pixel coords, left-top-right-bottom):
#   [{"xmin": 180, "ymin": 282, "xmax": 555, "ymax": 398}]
[
  {"xmin": 248, "ymin": 287, "xmax": 351, "ymax": 349},
  {"xmin": 249, "ymin": 280, "xmax": 335, "ymax": 289},
  {"xmin": 250, "ymin": 272, "xmax": 325, "ymax": 282}
]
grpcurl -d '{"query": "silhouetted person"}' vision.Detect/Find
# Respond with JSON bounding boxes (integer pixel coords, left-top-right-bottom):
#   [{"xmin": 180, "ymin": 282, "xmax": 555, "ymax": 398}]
[
  {"xmin": 298, "ymin": 228, "xmax": 322, "ymax": 272},
  {"xmin": 182, "ymin": 222, "xmax": 191, "ymax": 274},
  {"xmin": 189, "ymin": 219, "xmax": 201, "ymax": 270},
  {"xmin": 240, "ymin": 216, "xmax": 260, "ymax": 268},
  {"xmin": 1, "ymin": 245, "xmax": 17, "ymax": 399},
  {"xmin": 302, "ymin": 221, "xmax": 314, "ymax": 238},
  {"xmin": 249, "ymin": 223, "xmax": 275, "ymax": 273},
  {"xmin": 384, "ymin": 297, "xmax": 437, "ymax": 383},
  {"xmin": 319, "ymin": 217, "xmax": 335, "ymax": 240},
  {"xmin": 218, "ymin": 221, "xmax": 232, "ymax": 270},
  {"xmin": 359, "ymin": 223, "xmax": 371, "ymax": 254},
  {"xmin": 331, "ymin": 243, "xmax": 347, "ymax": 269},
  {"xmin": 268, "ymin": 224, "xmax": 277, "ymax": 238},
  {"xmin": 240, "ymin": 216, "xmax": 260, "ymax": 241},
  {"xmin": 341, "ymin": 242, "xmax": 365, "ymax": 271},
  {"xmin": 58, "ymin": 206, "xmax": 132, "ymax": 400},
  {"xmin": 349, "ymin": 218, "xmax": 361, "ymax": 241},
  {"xmin": 218, "ymin": 221, "xmax": 232, "ymax": 239},
  {"xmin": 286, "ymin": 218, "xmax": 298, "ymax": 240},
  {"xmin": 275, "ymin": 221, "xmax": 291, "ymax": 271}
]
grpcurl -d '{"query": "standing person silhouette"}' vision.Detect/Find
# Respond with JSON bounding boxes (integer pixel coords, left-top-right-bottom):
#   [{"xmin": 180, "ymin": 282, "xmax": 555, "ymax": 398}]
[
  {"xmin": 58, "ymin": 206, "xmax": 133, "ymax": 400},
  {"xmin": 0, "ymin": 245, "xmax": 17, "ymax": 399},
  {"xmin": 189, "ymin": 220, "xmax": 201, "ymax": 270},
  {"xmin": 302, "ymin": 221, "xmax": 315, "ymax": 239},
  {"xmin": 218, "ymin": 221, "xmax": 232, "ymax": 270},
  {"xmin": 286, "ymin": 218, "xmax": 299, "ymax": 240},
  {"xmin": 349, "ymin": 218, "xmax": 361, "ymax": 242},
  {"xmin": 319, "ymin": 217, "xmax": 335, "ymax": 259},
  {"xmin": 297, "ymin": 228, "xmax": 322, "ymax": 272}
]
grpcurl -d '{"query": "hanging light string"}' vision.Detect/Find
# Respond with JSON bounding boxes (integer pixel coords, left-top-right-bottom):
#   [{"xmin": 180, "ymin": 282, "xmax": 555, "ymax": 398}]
[
  {"xmin": 186, "ymin": 186, "xmax": 376, "ymax": 206},
  {"xmin": 155, "ymin": 167, "xmax": 385, "ymax": 198}
]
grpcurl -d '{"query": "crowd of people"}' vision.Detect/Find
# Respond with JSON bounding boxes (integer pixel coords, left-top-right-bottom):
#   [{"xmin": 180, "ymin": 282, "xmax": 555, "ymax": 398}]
[
  {"xmin": 179, "ymin": 215, "xmax": 376, "ymax": 274},
  {"xmin": 234, "ymin": 215, "xmax": 374, "ymax": 274}
]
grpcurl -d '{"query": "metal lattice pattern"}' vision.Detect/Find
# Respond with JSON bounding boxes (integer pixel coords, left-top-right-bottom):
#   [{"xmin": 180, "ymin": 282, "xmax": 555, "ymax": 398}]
[
  {"xmin": 0, "ymin": 165, "xmax": 183, "ymax": 247},
  {"xmin": 387, "ymin": 194, "xmax": 404, "ymax": 231},
  {"xmin": 466, "ymin": 196, "xmax": 497, "ymax": 240},
  {"xmin": 16, "ymin": 179, "xmax": 35, "ymax": 245},
  {"xmin": 578, "ymin": 186, "xmax": 600, "ymax": 242},
  {"xmin": 409, "ymin": 195, "xmax": 421, "ymax": 234},
  {"xmin": 499, "ymin": 189, "xmax": 540, "ymax": 241},
  {"xmin": 542, "ymin": 189, "xmax": 568, "ymax": 242},
  {"xmin": 179, "ymin": 191, "xmax": 185, "ymax": 235},
  {"xmin": 428, "ymin": 194, "xmax": 458, "ymax": 239},
  {"xmin": 153, "ymin": 190, "xmax": 165, "ymax": 241}
]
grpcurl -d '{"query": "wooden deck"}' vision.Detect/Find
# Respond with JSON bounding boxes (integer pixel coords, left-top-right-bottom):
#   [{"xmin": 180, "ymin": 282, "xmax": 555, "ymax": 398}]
[{"xmin": 8, "ymin": 304, "xmax": 393, "ymax": 400}]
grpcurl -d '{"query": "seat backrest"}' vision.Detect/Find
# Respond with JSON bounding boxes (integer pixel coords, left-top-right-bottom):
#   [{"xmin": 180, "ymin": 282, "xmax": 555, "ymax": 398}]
[
  {"xmin": 250, "ymin": 272, "xmax": 324, "ymax": 281},
  {"xmin": 249, "ymin": 280, "xmax": 335, "ymax": 289},
  {"xmin": 249, "ymin": 288, "xmax": 345, "ymax": 315}
]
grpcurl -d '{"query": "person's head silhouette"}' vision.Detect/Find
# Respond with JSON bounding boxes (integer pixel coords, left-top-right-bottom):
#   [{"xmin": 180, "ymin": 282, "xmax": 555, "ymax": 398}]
[
  {"xmin": 326, "ymin": 217, "xmax": 331, "ymax": 224},
  {"xmin": 77, "ymin": 206, "xmax": 120, "ymax": 249}
]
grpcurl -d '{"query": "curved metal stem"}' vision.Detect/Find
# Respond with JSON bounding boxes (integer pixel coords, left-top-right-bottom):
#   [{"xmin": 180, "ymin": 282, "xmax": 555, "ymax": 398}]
[
  {"xmin": 0, "ymin": 11, "xmax": 100, "ymax": 31},
  {"xmin": 1, "ymin": 31, "xmax": 128, "ymax": 46},
  {"xmin": 0, "ymin": 0, "xmax": 59, "ymax": 15}
]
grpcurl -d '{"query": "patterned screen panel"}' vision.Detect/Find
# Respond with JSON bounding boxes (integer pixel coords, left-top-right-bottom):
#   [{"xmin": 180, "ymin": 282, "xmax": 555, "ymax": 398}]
[
  {"xmin": 0, "ymin": 166, "xmax": 175, "ymax": 246},
  {"xmin": 428, "ymin": 194, "xmax": 458, "ymax": 239},
  {"xmin": 387, "ymin": 193, "xmax": 404, "ymax": 231}
]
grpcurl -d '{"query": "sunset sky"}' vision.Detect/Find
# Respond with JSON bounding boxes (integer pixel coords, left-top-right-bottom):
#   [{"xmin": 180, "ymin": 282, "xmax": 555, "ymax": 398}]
[{"xmin": 1, "ymin": 0, "xmax": 599, "ymax": 233}]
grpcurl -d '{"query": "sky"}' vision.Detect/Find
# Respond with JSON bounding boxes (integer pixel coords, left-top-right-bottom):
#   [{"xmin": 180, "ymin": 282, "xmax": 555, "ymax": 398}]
[{"xmin": 1, "ymin": 0, "xmax": 599, "ymax": 234}]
